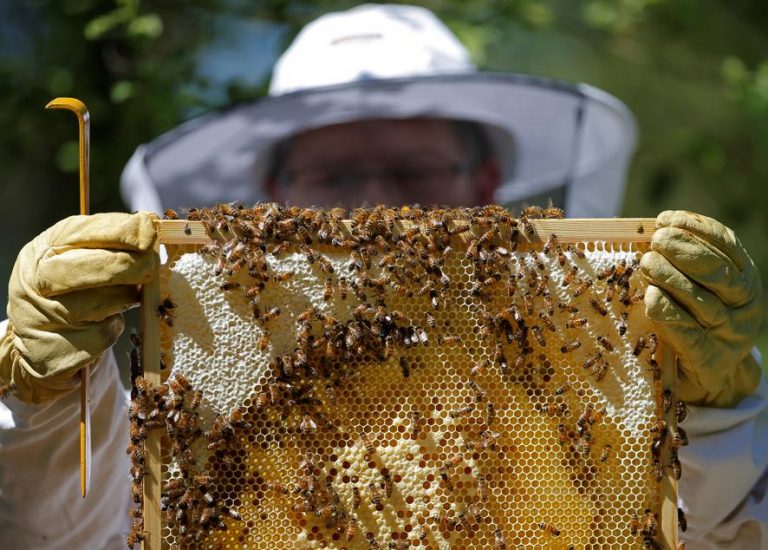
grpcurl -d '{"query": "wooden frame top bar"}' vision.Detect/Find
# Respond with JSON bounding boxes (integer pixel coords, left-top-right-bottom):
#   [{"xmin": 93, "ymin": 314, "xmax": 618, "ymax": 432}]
[{"xmin": 156, "ymin": 218, "xmax": 656, "ymax": 246}]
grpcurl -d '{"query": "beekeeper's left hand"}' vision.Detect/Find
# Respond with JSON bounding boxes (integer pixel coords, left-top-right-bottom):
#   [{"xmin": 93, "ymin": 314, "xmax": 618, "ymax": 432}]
[{"xmin": 640, "ymin": 210, "xmax": 764, "ymax": 408}]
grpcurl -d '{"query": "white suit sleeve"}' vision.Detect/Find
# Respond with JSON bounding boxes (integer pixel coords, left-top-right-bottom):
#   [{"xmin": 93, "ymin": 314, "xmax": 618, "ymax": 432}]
[
  {"xmin": 679, "ymin": 371, "xmax": 768, "ymax": 549},
  {"xmin": 0, "ymin": 320, "xmax": 131, "ymax": 550}
]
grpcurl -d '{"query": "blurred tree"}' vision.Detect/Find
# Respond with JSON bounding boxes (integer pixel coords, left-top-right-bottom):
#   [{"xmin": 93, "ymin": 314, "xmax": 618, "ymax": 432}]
[{"xmin": 1, "ymin": 0, "xmax": 766, "ymax": 355}]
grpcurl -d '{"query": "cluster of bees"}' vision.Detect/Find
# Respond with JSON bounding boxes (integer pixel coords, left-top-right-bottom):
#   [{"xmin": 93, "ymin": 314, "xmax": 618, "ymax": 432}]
[
  {"xmin": 137, "ymin": 203, "xmax": 686, "ymax": 548},
  {"xmin": 127, "ymin": 331, "xmax": 242, "ymax": 547}
]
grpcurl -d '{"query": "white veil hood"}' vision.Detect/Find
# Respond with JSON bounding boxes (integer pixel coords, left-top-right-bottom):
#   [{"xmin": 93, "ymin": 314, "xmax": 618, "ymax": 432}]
[
  {"xmin": 120, "ymin": 4, "xmax": 636, "ymax": 218},
  {"xmin": 121, "ymin": 73, "xmax": 636, "ymax": 218}
]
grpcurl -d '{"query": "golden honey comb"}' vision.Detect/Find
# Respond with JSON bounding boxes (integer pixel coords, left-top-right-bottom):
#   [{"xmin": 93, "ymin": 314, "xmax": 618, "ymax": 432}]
[{"xmin": 133, "ymin": 205, "xmax": 680, "ymax": 550}]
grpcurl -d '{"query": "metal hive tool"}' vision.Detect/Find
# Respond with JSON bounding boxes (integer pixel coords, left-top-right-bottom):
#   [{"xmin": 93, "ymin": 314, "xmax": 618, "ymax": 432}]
[{"xmin": 132, "ymin": 205, "xmax": 682, "ymax": 550}]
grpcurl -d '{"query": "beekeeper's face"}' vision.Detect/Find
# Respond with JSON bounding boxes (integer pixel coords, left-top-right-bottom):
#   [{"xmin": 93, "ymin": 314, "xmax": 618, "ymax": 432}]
[{"xmin": 268, "ymin": 119, "xmax": 500, "ymax": 208}]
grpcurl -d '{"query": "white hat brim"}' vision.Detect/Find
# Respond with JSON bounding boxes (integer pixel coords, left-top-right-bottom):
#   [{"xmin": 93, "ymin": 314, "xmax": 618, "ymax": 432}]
[{"xmin": 121, "ymin": 72, "xmax": 636, "ymax": 217}]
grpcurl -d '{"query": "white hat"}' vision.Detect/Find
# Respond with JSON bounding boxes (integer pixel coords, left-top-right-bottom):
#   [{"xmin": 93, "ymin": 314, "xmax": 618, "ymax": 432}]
[{"xmin": 121, "ymin": 4, "xmax": 636, "ymax": 217}]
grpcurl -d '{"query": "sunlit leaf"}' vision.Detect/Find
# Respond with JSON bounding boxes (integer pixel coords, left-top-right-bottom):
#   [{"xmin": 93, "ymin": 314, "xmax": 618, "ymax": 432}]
[
  {"xmin": 110, "ymin": 80, "xmax": 135, "ymax": 104},
  {"xmin": 128, "ymin": 13, "xmax": 163, "ymax": 38}
]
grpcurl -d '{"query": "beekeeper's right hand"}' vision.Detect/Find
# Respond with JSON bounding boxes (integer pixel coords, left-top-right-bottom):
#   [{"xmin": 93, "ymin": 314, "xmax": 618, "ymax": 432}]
[{"xmin": 0, "ymin": 212, "xmax": 158, "ymax": 404}]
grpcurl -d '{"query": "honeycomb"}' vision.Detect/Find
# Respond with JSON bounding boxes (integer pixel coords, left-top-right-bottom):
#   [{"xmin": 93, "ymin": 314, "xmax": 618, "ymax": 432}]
[{"xmin": 130, "ymin": 205, "xmax": 680, "ymax": 550}]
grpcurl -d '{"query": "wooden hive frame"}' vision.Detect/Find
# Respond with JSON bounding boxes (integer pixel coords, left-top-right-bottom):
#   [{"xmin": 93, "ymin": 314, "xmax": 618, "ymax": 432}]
[{"xmin": 138, "ymin": 216, "xmax": 679, "ymax": 550}]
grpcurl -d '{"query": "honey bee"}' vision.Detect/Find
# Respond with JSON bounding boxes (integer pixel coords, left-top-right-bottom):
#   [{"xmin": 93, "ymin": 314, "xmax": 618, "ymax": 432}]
[
  {"xmin": 156, "ymin": 297, "xmax": 176, "ymax": 326},
  {"xmin": 257, "ymin": 330, "xmax": 270, "ymax": 352},
  {"xmin": 345, "ymin": 518, "xmax": 359, "ymax": 541},
  {"xmin": 556, "ymin": 246, "xmax": 567, "ymax": 267},
  {"xmin": 589, "ymin": 297, "xmax": 608, "ymax": 316},
  {"xmin": 468, "ymin": 380, "xmax": 485, "ymax": 403},
  {"xmin": 600, "ymin": 444, "xmax": 612, "ymax": 463},
  {"xmin": 650, "ymin": 419, "xmax": 667, "ymax": 434},
  {"xmin": 261, "ymin": 306, "xmax": 281, "ymax": 323},
  {"xmin": 125, "ymin": 528, "xmax": 147, "ymax": 547},
  {"xmin": 557, "ymin": 423, "xmax": 570, "ymax": 446},
  {"xmin": 130, "ymin": 479, "xmax": 143, "ymax": 504},
  {"xmin": 669, "ymin": 450, "xmax": 682, "ymax": 480},
  {"xmin": 596, "ymin": 265, "xmax": 615, "ymax": 280},
  {"xmin": 219, "ymin": 281, "xmax": 241, "ymax": 291},
  {"xmin": 576, "ymin": 404, "xmax": 593, "ymax": 434},
  {"xmin": 596, "ymin": 335, "xmax": 614, "ymax": 351},
  {"xmin": 299, "ymin": 413, "xmax": 318, "ymax": 433},
  {"xmin": 564, "ymin": 266, "xmax": 581, "ymax": 287},
  {"xmin": 477, "ymin": 473, "xmax": 489, "ymax": 502},
  {"xmin": 605, "ymin": 282, "xmax": 616, "ymax": 302},
  {"xmin": 439, "ymin": 454, "xmax": 463, "ymax": 488},
  {"xmin": 300, "ymin": 244, "xmax": 319, "ymax": 264},
  {"xmin": 359, "ymin": 432, "xmax": 376, "ymax": 456},
  {"xmin": 572, "ymin": 278, "xmax": 593, "ymax": 297},
  {"xmin": 543, "ymin": 234, "xmax": 558, "ymax": 255},
  {"xmin": 560, "ymin": 340, "xmax": 581, "ymax": 354},
  {"xmin": 471, "ymin": 359, "xmax": 490, "ymax": 377},
  {"xmin": 565, "ymin": 317, "xmax": 588, "ymax": 329},
  {"xmin": 486, "ymin": 402, "xmax": 496, "ymax": 427},
  {"xmin": 272, "ymin": 270, "xmax": 295, "ymax": 282},
  {"xmin": 245, "ymin": 283, "xmax": 264, "ymax": 303},
  {"xmin": 352, "ymin": 485, "xmax": 362, "ymax": 509},
  {"xmin": 578, "ymin": 432, "xmax": 592, "ymax": 456},
  {"xmin": 631, "ymin": 512, "xmax": 642, "ymax": 536},
  {"xmin": 493, "ymin": 527, "xmax": 507, "ymax": 549},
  {"xmin": 534, "ymin": 311, "xmax": 555, "ymax": 333},
  {"xmin": 438, "ymin": 335, "xmax": 462, "ymax": 346},
  {"xmin": 542, "ymin": 294, "xmax": 555, "ymax": 316},
  {"xmin": 475, "ymin": 429, "xmax": 500, "ymax": 450},
  {"xmin": 648, "ymin": 357, "xmax": 661, "ymax": 381},
  {"xmin": 536, "ymin": 401, "xmax": 569, "ymax": 417},
  {"xmin": 449, "ymin": 404, "xmax": 475, "ymax": 419},
  {"xmin": 500, "ymin": 304, "xmax": 522, "ymax": 324},
  {"xmin": 633, "ymin": 336, "xmax": 647, "ymax": 356},
  {"xmin": 662, "ymin": 389, "xmax": 673, "ymax": 412},
  {"xmin": 0, "ymin": 381, "xmax": 16, "ymax": 400},
  {"xmin": 368, "ymin": 481, "xmax": 384, "ymax": 507},
  {"xmin": 594, "ymin": 361, "xmax": 609, "ymax": 381},
  {"xmin": 410, "ymin": 409, "xmax": 425, "ymax": 439},
  {"xmin": 621, "ymin": 289, "xmax": 645, "ymax": 306},
  {"xmin": 554, "ymin": 382, "xmax": 571, "ymax": 395},
  {"xmin": 558, "ymin": 302, "xmax": 579, "ymax": 313},
  {"xmin": 425, "ymin": 311, "xmax": 436, "ymax": 328},
  {"xmin": 538, "ymin": 522, "xmax": 561, "ymax": 537},
  {"xmin": 568, "ymin": 244, "xmax": 586, "ymax": 259},
  {"xmin": 618, "ymin": 311, "xmax": 628, "ymax": 336},
  {"xmin": 642, "ymin": 509, "xmax": 658, "ymax": 538},
  {"xmin": 678, "ymin": 507, "xmax": 688, "ymax": 532},
  {"xmin": 522, "ymin": 292, "xmax": 534, "ymax": 315},
  {"xmin": 531, "ymin": 325, "xmax": 546, "ymax": 347},
  {"xmin": 317, "ymin": 255, "xmax": 334, "ymax": 274},
  {"xmin": 676, "ymin": 400, "xmax": 688, "ymax": 423},
  {"xmin": 671, "ymin": 428, "xmax": 689, "ymax": 450},
  {"xmin": 381, "ymin": 469, "xmax": 394, "ymax": 498}
]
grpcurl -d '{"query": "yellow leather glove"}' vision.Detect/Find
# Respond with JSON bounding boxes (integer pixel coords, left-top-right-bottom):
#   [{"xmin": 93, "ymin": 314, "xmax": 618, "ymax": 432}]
[
  {"xmin": 0, "ymin": 212, "xmax": 158, "ymax": 404},
  {"xmin": 640, "ymin": 210, "xmax": 764, "ymax": 408}
]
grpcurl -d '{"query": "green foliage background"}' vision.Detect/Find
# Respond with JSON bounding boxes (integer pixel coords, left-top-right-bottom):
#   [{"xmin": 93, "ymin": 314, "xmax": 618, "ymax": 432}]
[{"xmin": 2, "ymin": 1, "xmax": 767, "ymax": 357}]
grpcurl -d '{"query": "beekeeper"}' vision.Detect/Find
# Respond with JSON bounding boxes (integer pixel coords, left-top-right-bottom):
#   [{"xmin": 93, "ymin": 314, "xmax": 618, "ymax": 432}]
[{"xmin": 1, "ymin": 4, "xmax": 765, "ymax": 548}]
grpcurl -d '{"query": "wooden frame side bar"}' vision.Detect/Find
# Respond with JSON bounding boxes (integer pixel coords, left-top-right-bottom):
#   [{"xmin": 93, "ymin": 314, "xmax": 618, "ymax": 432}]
[
  {"xmin": 660, "ymin": 343, "xmax": 679, "ymax": 550},
  {"xmin": 141, "ymin": 272, "xmax": 162, "ymax": 550}
]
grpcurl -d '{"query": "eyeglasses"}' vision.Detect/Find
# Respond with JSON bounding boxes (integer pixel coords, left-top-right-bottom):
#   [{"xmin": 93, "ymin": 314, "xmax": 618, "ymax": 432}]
[{"xmin": 277, "ymin": 160, "xmax": 472, "ymax": 192}]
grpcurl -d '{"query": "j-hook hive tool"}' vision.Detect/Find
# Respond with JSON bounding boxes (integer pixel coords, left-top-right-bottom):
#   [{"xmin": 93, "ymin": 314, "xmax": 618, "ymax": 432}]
[{"xmin": 46, "ymin": 97, "xmax": 91, "ymax": 498}]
